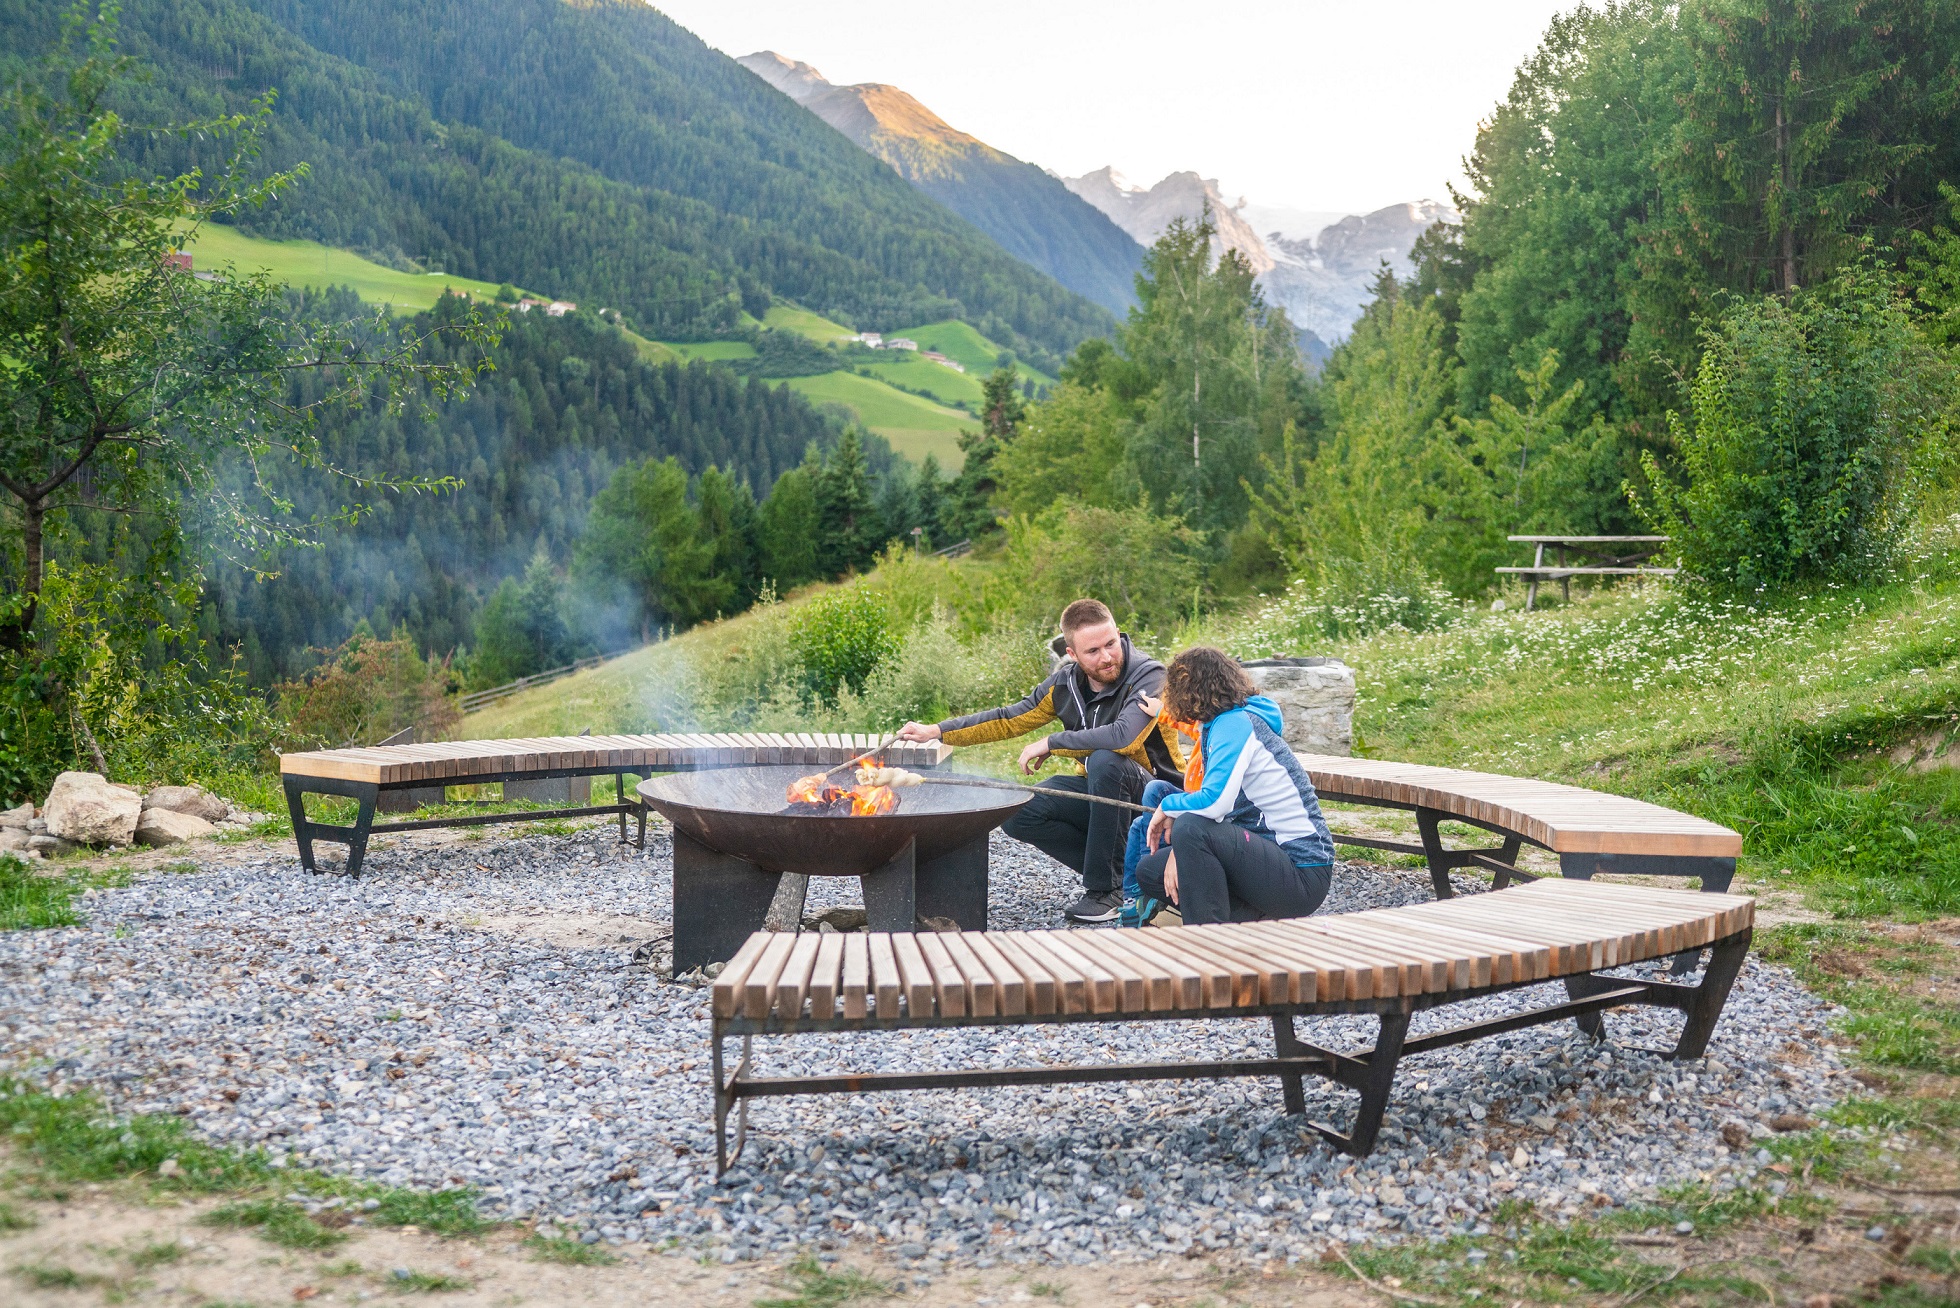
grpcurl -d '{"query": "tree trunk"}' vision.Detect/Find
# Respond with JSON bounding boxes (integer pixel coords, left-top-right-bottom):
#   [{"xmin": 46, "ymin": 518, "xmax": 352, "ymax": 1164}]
[
  {"xmin": 1, "ymin": 497, "xmax": 44, "ymax": 650},
  {"xmin": 1776, "ymin": 100, "xmax": 1797, "ymax": 294}
]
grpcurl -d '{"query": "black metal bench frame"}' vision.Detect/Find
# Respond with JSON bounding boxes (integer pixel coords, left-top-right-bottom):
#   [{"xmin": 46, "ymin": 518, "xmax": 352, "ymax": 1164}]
[
  {"xmin": 709, "ymin": 926, "xmax": 1751, "ymax": 1172},
  {"xmin": 1308, "ymin": 788, "xmax": 1736, "ymax": 900},
  {"xmin": 283, "ymin": 766, "xmax": 649, "ymax": 878}
]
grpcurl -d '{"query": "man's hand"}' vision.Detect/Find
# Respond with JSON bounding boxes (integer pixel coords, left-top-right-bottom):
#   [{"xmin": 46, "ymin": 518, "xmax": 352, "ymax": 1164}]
[
  {"xmin": 1146, "ymin": 806, "xmax": 1174, "ymax": 853},
  {"xmin": 1017, "ymin": 737, "xmax": 1052, "ymax": 775},
  {"xmin": 895, "ymin": 721, "xmax": 942, "ymax": 744},
  {"xmin": 1162, "ymin": 851, "xmax": 1180, "ymax": 906}
]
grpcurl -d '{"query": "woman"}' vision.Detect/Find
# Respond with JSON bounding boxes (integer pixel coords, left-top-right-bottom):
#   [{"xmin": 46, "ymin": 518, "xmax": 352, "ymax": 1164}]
[{"xmin": 1132, "ymin": 647, "xmax": 1335, "ymax": 925}]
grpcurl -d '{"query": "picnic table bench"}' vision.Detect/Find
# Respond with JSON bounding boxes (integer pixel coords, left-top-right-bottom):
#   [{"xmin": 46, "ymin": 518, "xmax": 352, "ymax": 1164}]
[
  {"xmin": 277, "ymin": 732, "xmax": 952, "ymax": 876},
  {"xmin": 708, "ymin": 877, "xmax": 1754, "ymax": 1170},
  {"xmin": 1497, "ymin": 535, "xmax": 1676, "ymax": 610}
]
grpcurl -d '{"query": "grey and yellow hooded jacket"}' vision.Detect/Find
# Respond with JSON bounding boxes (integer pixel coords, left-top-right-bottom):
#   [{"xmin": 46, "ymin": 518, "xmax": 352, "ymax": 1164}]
[{"xmin": 933, "ymin": 634, "xmax": 1184, "ymax": 783}]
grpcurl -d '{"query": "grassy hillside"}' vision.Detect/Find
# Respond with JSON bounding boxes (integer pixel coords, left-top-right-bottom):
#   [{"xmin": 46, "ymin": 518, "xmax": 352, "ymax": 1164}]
[
  {"xmin": 890, "ymin": 318, "xmax": 1060, "ymax": 387},
  {"xmin": 182, "ymin": 224, "xmax": 518, "ymax": 312},
  {"xmin": 763, "ymin": 304, "xmax": 855, "ymax": 343},
  {"xmin": 783, "ymin": 372, "xmax": 972, "ymax": 467}
]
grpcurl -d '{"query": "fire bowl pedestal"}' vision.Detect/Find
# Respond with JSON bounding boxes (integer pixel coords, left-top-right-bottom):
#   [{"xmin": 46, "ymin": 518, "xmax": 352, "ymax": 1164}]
[{"xmin": 636, "ymin": 766, "xmax": 1031, "ymax": 971}]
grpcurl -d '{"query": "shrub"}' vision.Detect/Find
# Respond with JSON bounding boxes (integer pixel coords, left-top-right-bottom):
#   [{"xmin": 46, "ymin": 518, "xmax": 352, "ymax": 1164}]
[
  {"xmin": 1635, "ymin": 264, "xmax": 1955, "ymax": 589},
  {"xmin": 790, "ymin": 584, "xmax": 899, "ymax": 701},
  {"xmin": 1228, "ymin": 573, "xmax": 1464, "ymax": 655},
  {"xmin": 985, "ymin": 501, "xmax": 1203, "ymax": 638},
  {"xmin": 275, "ymin": 629, "xmax": 459, "ymax": 748}
]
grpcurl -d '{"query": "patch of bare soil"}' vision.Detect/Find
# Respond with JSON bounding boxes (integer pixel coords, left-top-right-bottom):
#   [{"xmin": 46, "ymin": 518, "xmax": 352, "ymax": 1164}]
[{"xmin": 0, "ymin": 1181, "xmax": 1376, "ymax": 1308}]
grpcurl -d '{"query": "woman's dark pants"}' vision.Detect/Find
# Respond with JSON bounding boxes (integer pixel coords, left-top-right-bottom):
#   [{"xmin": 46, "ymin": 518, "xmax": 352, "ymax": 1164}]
[
  {"xmin": 1000, "ymin": 749, "xmax": 1148, "ymax": 896},
  {"xmin": 1133, "ymin": 814, "xmax": 1331, "ymax": 925}
]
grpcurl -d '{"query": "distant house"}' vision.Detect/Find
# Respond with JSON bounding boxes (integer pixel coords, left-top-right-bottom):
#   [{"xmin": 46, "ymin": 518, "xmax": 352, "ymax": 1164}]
[
  {"xmin": 546, "ymin": 300, "xmax": 576, "ymax": 317},
  {"xmin": 922, "ymin": 350, "xmax": 966, "ymax": 373},
  {"xmin": 163, "ymin": 252, "xmax": 193, "ymax": 273},
  {"xmin": 514, "ymin": 297, "xmax": 546, "ymax": 313},
  {"xmin": 886, "ymin": 337, "xmax": 918, "ymax": 351},
  {"xmin": 854, "ymin": 331, "xmax": 883, "ymax": 347}
]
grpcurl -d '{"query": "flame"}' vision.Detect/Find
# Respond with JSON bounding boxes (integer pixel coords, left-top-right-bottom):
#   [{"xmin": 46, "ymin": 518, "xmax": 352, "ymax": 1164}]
[{"xmin": 786, "ymin": 767, "xmax": 898, "ymax": 816}]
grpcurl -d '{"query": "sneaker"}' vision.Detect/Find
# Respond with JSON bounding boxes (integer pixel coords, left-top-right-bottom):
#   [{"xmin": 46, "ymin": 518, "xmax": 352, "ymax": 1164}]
[
  {"xmin": 1128, "ymin": 895, "xmax": 1167, "ymax": 927},
  {"xmin": 1118, "ymin": 896, "xmax": 1141, "ymax": 928},
  {"xmin": 1064, "ymin": 889, "xmax": 1123, "ymax": 923},
  {"xmin": 1144, "ymin": 904, "xmax": 1183, "ymax": 928}
]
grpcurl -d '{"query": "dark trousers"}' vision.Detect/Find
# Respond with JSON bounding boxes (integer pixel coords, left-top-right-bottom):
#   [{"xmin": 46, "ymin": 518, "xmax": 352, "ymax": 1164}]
[
  {"xmin": 1134, "ymin": 814, "xmax": 1331, "ymax": 925},
  {"xmin": 999, "ymin": 749, "xmax": 1149, "ymax": 895}
]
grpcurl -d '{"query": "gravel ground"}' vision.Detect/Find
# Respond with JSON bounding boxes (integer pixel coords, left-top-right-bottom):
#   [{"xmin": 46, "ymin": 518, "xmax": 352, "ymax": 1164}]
[{"xmin": 0, "ymin": 822, "xmax": 1850, "ymax": 1271}]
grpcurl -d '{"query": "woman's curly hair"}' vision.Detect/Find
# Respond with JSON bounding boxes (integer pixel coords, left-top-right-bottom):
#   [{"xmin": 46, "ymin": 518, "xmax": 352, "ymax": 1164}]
[{"xmin": 1161, "ymin": 646, "xmax": 1258, "ymax": 724}]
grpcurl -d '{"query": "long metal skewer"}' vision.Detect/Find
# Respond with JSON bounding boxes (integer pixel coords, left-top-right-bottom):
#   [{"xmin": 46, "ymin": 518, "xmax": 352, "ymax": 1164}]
[{"xmin": 876, "ymin": 769, "xmax": 1155, "ymax": 815}]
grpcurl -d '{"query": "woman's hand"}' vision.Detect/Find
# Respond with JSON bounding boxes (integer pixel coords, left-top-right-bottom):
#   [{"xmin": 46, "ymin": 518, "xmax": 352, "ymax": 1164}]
[
  {"xmin": 1146, "ymin": 806, "xmax": 1174, "ymax": 853},
  {"xmin": 1138, "ymin": 692, "xmax": 1162, "ymax": 718},
  {"xmin": 1162, "ymin": 851, "xmax": 1179, "ymax": 906}
]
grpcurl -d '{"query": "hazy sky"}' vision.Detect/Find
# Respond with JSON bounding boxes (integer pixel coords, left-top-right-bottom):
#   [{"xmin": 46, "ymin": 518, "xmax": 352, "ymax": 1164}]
[{"xmin": 651, "ymin": 0, "xmax": 1578, "ymax": 217}]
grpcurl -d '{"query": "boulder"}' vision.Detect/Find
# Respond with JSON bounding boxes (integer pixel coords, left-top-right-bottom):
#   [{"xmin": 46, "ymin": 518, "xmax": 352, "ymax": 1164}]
[
  {"xmin": 27, "ymin": 832, "xmax": 79, "ymax": 856},
  {"xmin": 44, "ymin": 771, "xmax": 142, "ymax": 846},
  {"xmin": 0, "ymin": 827, "xmax": 28, "ymax": 852},
  {"xmin": 0, "ymin": 803, "xmax": 32, "ymax": 829},
  {"xmin": 1242, "ymin": 657, "xmax": 1356, "ymax": 757},
  {"xmin": 142, "ymin": 785, "xmax": 230, "ymax": 824},
  {"xmin": 134, "ymin": 806, "xmax": 218, "ymax": 847}
]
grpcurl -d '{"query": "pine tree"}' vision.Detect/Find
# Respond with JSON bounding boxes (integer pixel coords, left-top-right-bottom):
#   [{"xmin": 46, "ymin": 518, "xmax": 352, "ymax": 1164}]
[
  {"xmin": 815, "ymin": 429, "xmax": 880, "ymax": 576},
  {"xmin": 758, "ymin": 464, "xmax": 820, "ymax": 589}
]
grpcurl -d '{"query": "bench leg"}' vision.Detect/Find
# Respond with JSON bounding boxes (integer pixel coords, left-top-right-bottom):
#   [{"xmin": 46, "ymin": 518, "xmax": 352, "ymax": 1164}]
[
  {"xmin": 1673, "ymin": 929, "xmax": 1751, "ymax": 1060},
  {"xmin": 1271, "ymin": 1015, "xmax": 1307, "ymax": 1116},
  {"xmin": 283, "ymin": 777, "xmax": 316, "ymax": 874},
  {"xmin": 1562, "ymin": 973, "xmax": 1612, "ymax": 1041},
  {"xmin": 344, "ymin": 785, "xmax": 378, "ymax": 879},
  {"xmin": 1416, "ymin": 809, "xmax": 1455, "ymax": 899},
  {"xmin": 1309, "ymin": 1009, "xmax": 1409, "ymax": 1157},
  {"xmin": 712, "ymin": 1027, "xmax": 752, "ymax": 1176},
  {"xmin": 615, "ymin": 772, "xmax": 628, "ymax": 846},
  {"xmin": 1487, "ymin": 835, "xmax": 1524, "ymax": 889}
]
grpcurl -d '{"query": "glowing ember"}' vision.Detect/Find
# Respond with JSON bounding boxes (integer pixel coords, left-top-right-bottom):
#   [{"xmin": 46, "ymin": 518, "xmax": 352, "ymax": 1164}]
[{"xmin": 785, "ymin": 766, "xmax": 900, "ymax": 816}]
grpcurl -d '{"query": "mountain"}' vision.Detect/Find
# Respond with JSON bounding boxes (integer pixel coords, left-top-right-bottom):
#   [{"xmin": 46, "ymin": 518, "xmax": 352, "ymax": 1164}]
[
  {"xmin": 1064, "ymin": 168, "xmax": 1455, "ymax": 346},
  {"xmin": 1063, "ymin": 168, "xmax": 1275, "ymax": 275},
  {"xmin": 1260, "ymin": 201, "xmax": 1459, "ymax": 346},
  {"xmin": 0, "ymin": 0, "xmax": 1113, "ymax": 372},
  {"xmin": 737, "ymin": 52, "xmax": 1142, "ymax": 316}
]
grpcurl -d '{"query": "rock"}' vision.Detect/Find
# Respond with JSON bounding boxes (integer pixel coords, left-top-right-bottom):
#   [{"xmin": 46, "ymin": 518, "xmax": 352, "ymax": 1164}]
[
  {"xmin": 0, "ymin": 803, "xmax": 31, "ymax": 829},
  {"xmin": 142, "ymin": 785, "xmax": 230, "ymax": 823},
  {"xmin": 1719, "ymin": 1120, "xmax": 1750, "ymax": 1149},
  {"xmin": 28, "ymin": 833, "xmax": 79, "ymax": 856},
  {"xmin": 44, "ymin": 771, "xmax": 142, "ymax": 846},
  {"xmin": 917, "ymin": 915, "xmax": 962, "ymax": 933},
  {"xmin": 1768, "ymin": 1113, "xmax": 1816, "ymax": 1132},
  {"xmin": 1242, "ymin": 659, "xmax": 1356, "ymax": 757},
  {"xmin": 135, "ymin": 807, "xmax": 219, "ymax": 847},
  {"xmin": 808, "ymin": 906, "xmax": 867, "ymax": 932},
  {"xmin": 0, "ymin": 828, "xmax": 27, "ymax": 852}
]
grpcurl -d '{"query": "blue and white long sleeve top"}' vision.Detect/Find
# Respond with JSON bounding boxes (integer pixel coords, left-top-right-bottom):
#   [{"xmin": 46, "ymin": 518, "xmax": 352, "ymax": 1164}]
[{"xmin": 1156, "ymin": 695, "xmax": 1336, "ymax": 868}]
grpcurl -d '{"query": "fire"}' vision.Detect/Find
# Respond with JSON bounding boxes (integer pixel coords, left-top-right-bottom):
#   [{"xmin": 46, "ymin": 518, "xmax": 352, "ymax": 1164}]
[{"xmin": 784, "ymin": 766, "xmax": 899, "ymax": 816}]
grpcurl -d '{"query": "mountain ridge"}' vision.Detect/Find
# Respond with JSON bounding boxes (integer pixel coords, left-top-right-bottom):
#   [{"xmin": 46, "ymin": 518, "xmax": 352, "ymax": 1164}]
[{"xmin": 738, "ymin": 50, "xmax": 1143, "ymax": 316}]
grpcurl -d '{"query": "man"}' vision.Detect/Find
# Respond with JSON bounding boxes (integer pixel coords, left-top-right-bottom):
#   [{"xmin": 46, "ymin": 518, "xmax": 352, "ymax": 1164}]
[{"xmin": 896, "ymin": 598, "xmax": 1185, "ymax": 922}]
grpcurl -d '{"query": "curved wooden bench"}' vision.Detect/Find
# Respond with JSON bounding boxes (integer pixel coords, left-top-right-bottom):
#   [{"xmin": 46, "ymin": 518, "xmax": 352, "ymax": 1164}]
[
  {"xmin": 1296, "ymin": 754, "xmax": 1743, "ymax": 896},
  {"xmin": 706, "ymin": 877, "xmax": 1754, "ymax": 1169},
  {"xmin": 278, "ymin": 732, "xmax": 951, "ymax": 876}
]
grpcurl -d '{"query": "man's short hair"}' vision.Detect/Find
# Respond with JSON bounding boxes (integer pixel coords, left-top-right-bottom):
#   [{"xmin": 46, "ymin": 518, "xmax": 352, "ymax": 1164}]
[{"xmin": 1059, "ymin": 599, "xmax": 1115, "ymax": 640}]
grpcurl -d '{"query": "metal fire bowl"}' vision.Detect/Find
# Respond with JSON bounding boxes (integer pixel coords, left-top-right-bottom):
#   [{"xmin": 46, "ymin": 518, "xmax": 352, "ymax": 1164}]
[{"xmin": 635, "ymin": 765, "xmax": 1031, "ymax": 878}]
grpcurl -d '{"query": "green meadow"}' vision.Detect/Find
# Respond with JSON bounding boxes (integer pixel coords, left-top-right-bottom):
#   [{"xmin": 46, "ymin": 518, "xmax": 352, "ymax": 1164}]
[{"xmin": 179, "ymin": 223, "xmax": 516, "ymax": 311}]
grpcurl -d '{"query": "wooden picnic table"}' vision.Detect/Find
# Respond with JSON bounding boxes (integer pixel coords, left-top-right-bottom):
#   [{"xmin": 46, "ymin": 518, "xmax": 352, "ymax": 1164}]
[{"xmin": 1496, "ymin": 535, "xmax": 1675, "ymax": 610}]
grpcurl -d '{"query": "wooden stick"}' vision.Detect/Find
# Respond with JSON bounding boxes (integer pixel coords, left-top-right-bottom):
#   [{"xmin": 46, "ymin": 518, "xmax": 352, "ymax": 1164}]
[
  {"xmin": 813, "ymin": 730, "xmax": 905, "ymax": 782},
  {"xmin": 896, "ymin": 772, "xmax": 1154, "ymax": 815}
]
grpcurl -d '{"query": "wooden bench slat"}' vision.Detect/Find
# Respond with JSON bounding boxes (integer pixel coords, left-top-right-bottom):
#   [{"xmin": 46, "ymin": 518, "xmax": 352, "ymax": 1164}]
[
  {"xmin": 889, "ymin": 933, "xmax": 937, "ymax": 1017},
  {"xmin": 962, "ymin": 932, "xmax": 1029, "ymax": 1017},
  {"xmin": 841, "ymin": 932, "xmax": 871, "ymax": 1020},
  {"xmin": 915, "ymin": 931, "xmax": 968, "ymax": 1018},
  {"xmin": 940, "ymin": 932, "xmax": 998, "ymax": 1017},
  {"xmin": 773, "ymin": 933, "xmax": 822, "ymax": 1019},
  {"xmin": 868, "ymin": 933, "xmax": 904, "ymax": 1019},
  {"xmin": 711, "ymin": 933, "xmax": 775, "ymax": 1019},
  {"xmin": 743, "ymin": 934, "xmax": 798, "ymax": 1020},
  {"xmin": 808, "ymin": 933, "xmax": 846, "ymax": 1020}
]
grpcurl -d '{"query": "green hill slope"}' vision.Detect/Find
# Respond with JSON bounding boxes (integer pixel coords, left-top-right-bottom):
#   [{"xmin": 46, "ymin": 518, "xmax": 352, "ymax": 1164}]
[{"xmin": 181, "ymin": 224, "xmax": 514, "ymax": 312}]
